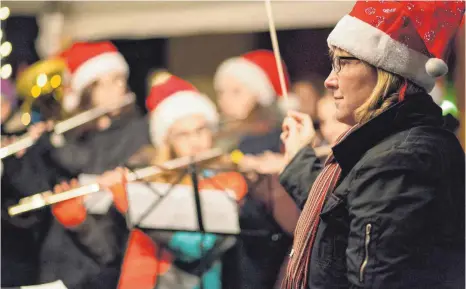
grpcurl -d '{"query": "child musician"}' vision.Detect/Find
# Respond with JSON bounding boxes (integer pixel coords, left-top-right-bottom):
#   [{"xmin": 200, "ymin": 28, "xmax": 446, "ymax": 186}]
[
  {"xmin": 50, "ymin": 41, "xmax": 151, "ymax": 175},
  {"xmin": 214, "ymin": 50, "xmax": 301, "ymax": 288},
  {"xmin": 213, "ymin": 49, "xmax": 299, "ymax": 155},
  {"xmin": 38, "ymin": 41, "xmax": 149, "ymax": 289}
]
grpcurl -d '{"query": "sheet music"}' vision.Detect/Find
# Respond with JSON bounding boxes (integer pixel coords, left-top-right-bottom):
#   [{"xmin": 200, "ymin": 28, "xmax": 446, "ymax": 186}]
[
  {"xmin": 78, "ymin": 174, "xmax": 240, "ymax": 234},
  {"xmin": 20, "ymin": 280, "xmax": 68, "ymax": 289}
]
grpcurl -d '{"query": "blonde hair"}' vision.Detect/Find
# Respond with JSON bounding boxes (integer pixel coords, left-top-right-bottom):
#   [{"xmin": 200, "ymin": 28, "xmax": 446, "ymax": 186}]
[{"xmin": 329, "ymin": 47, "xmax": 424, "ymax": 124}]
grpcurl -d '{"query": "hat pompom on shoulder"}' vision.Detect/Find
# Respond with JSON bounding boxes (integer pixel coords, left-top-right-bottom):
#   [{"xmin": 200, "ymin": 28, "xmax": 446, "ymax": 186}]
[{"xmin": 425, "ymin": 58, "xmax": 448, "ymax": 78}]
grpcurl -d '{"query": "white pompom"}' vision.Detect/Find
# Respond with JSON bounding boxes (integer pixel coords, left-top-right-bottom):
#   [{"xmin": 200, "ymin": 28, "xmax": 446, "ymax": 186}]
[
  {"xmin": 63, "ymin": 93, "xmax": 80, "ymax": 112},
  {"xmin": 425, "ymin": 58, "xmax": 448, "ymax": 78}
]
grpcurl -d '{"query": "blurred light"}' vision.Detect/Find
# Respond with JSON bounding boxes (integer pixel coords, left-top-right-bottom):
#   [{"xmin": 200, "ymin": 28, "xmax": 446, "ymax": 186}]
[
  {"xmin": 0, "ymin": 41, "xmax": 12, "ymax": 57},
  {"xmin": 37, "ymin": 73, "xmax": 47, "ymax": 87},
  {"xmin": 0, "ymin": 30, "xmax": 3, "ymax": 41},
  {"xmin": 441, "ymin": 100, "xmax": 458, "ymax": 117},
  {"xmin": 50, "ymin": 75, "xmax": 61, "ymax": 88},
  {"xmin": 1, "ymin": 63, "xmax": 11, "ymax": 79},
  {"xmin": 21, "ymin": 112, "xmax": 31, "ymax": 126},
  {"xmin": 31, "ymin": 85, "xmax": 41, "ymax": 98},
  {"xmin": 0, "ymin": 7, "xmax": 10, "ymax": 21}
]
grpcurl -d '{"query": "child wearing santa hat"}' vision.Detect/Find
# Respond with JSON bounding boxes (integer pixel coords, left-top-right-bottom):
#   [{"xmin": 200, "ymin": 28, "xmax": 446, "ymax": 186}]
[
  {"xmin": 214, "ymin": 50, "xmax": 300, "ymax": 289},
  {"xmin": 214, "ymin": 49, "xmax": 299, "ymax": 155},
  {"xmin": 50, "ymin": 73, "xmax": 236, "ymax": 289},
  {"xmin": 36, "ymin": 41, "xmax": 150, "ymax": 289},
  {"xmin": 47, "ymin": 41, "xmax": 151, "ymax": 175}
]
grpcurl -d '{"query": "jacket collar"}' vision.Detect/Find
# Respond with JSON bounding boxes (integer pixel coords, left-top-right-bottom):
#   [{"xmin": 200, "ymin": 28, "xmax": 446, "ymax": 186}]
[{"xmin": 332, "ymin": 92, "xmax": 444, "ymax": 172}]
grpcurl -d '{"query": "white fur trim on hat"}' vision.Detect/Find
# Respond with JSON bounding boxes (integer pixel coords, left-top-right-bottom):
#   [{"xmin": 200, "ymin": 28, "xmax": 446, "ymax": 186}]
[
  {"xmin": 214, "ymin": 57, "xmax": 275, "ymax": 106},
  {"xmin": 71, "ymin": 52, "xmax": 129, "ymax": 94},
  {"xmin": 149, "ymin": 91, "xmax": 219, "ymax": 146},
  {"xmin": 328, "ymin": 15, "xmax": 435, "ymax": 92}
]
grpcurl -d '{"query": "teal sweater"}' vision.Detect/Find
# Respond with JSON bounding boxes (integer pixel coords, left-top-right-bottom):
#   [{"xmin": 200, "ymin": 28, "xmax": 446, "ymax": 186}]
[{"xmin": 168, "ymin": 232, "xmax": 221, "ymax": 289}]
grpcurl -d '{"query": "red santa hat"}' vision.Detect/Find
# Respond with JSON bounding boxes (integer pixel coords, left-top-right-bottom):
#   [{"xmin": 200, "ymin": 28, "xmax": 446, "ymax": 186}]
[
  {"xmin": 327, "ymin": 1, "xmax": 465, "ymax": 93},
  {"xmin": 214, "ymin": 50, "xmax": 293, "ymax": 107},
  {"xmin": 146, "ymin": 72, "xmax": 219, "ymax": 146},
  {"xmin": 59, "ymin": 41, "xmax": 129, "ymax": 111}
]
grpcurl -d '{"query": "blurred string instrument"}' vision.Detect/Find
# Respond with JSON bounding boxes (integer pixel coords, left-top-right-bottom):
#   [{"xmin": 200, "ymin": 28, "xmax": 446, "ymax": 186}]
[{"xmin": 0, "ymin": 95, "xmax": 135, "ymax": 160}]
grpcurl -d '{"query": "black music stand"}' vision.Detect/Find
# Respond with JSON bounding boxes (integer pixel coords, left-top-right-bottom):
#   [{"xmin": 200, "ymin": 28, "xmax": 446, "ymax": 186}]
[
  {"xmin": 121, "ymin": 157, "xmax": 279, "ymax": 289},
  {"xmin": 121, "ymin": 157, "xmax": 234, "ymax": 289}
]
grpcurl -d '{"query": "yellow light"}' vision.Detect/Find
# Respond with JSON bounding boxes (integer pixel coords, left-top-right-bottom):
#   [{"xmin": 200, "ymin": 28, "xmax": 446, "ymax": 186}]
[
  {"xmin": 37, "ymin": 73, "xmax": 47, "ymax": 87},
  {"xmin": 1, "ymin": 63, "xmax": 11, "ymax": 79},
  {"xmin": 31, "ymin": 85, "xmax": 41, "ymax": 98},
  {"xmin": 50, "ymin": 75, "xmax": 62, "ymax": 88},
  {"xmin": 230, "ymin": 149, "xmax": 244, "ymax": 165},
  {"xmin": 21, "ymin": 112, "xmax": 31, "ymax": 126},
  {"xmin": 0, "ymin": 30, "xmax": 3, "ymax": 41},
  {"xmin": 0, "ymin": 41, "xmax": 12, "ymax": 57},
  {"xmin": 0, "ymin": 7, "xmax": 10, "ymax": 21}
]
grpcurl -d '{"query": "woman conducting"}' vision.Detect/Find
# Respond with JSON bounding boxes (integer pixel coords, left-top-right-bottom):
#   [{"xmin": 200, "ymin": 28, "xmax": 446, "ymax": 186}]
[{"xmin": 279, "ymin": 1, "xmax": 465, "ymax": 289}]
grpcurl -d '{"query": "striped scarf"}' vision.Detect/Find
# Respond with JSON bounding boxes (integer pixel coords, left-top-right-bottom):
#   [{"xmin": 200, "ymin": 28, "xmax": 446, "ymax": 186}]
[{"xmin": 282, "ymin": 125, "xmax": 358, "ymax": 289}]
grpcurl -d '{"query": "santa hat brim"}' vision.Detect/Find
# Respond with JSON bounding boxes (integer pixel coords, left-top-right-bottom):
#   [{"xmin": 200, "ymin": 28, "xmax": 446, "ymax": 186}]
[
  {"xmin": 71, "ymin": 51, "xmax": 129, "ymax": 94},
  {"xmin": 214, "ymin": 57, "xmax": 275, "ymax": 106},
  {"xmin": 327, "ymin": 15, "xmax": 435, "ymax": 92},
  {"xmin": 149, "ymin": 91, "xmax": 219, "ymax": 146}
]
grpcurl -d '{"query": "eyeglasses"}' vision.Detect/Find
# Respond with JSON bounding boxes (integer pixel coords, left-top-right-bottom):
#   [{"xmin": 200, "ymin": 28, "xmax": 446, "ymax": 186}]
[
  {"xmin": 169, "ymin": 125, "xmax": 213, "ymax": 142},
  {"xmin": 331, "ymin": 56, "xmax": 360, "ymax": 73}
]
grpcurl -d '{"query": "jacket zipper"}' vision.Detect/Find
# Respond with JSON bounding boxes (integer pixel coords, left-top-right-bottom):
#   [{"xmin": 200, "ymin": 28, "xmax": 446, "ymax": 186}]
[{"xmin": 359, "ymin": 223, "xmax": 372, "ymax": 283}]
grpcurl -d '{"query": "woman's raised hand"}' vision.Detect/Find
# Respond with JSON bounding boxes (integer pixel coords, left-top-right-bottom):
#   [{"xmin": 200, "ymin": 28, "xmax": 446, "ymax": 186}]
[{"xmin": 280, "ymin": 110, "xmax": 316, "ymax": 164}]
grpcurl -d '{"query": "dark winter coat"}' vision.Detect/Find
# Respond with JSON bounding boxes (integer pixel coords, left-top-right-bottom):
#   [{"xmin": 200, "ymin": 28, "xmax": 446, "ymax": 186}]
[
  {"xmin": 1, "ymin": 134, "xmax": 60, "ymax": 287},
  {"xmin": 279, "ymin": 93, "xmax": 465, "ymax": 289},
  {"xmin": 49, "ymin": 110, "xmax": 151, "ymax": 175}
]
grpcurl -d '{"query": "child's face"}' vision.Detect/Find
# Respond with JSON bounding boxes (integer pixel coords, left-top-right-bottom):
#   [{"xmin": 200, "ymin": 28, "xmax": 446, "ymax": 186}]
[
  {"xmin": 215, "ymin": 75, "xmax": 257, "ymax": 120},
  {"xmin": 91, "ymin": 71, "xmax": 128, "ymax": 108},
  {"xmin": 167, "ymin": 114, "xmax": 214, "ymax": 158}
]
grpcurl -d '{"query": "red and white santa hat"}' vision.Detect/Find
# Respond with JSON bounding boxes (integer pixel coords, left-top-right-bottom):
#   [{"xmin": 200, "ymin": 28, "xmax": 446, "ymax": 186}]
[
  {"xmin": 146, "ymin": 72, "xmax": 219, "ymax": 146},
  {"xmin": 214, "ymin": 50, "xmax": 296, "ymax": 109},
  {"xmin": 327, "ymin": 1, "xmax": 465, "ymax": 93},
  {"xmin": 59, "ymin": 41, "xmax": 129, "ymax": 111}
]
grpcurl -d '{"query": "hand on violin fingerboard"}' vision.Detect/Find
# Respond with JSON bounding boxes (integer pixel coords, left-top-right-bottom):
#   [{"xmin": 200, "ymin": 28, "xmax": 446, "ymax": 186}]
[{"xmin": 51, "ymin": 179, "xmax": 87, "ymax": 228}]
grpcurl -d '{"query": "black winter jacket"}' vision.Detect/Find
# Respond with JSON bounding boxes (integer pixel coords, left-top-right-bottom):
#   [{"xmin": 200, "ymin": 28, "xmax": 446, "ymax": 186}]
[
  {"xmin": 279, "ymin": 93, "xmax": 465, "ymax": 289},
  {"xmin": 1, "ymin": 134, "xmax": 60, "ymax": 287}
]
